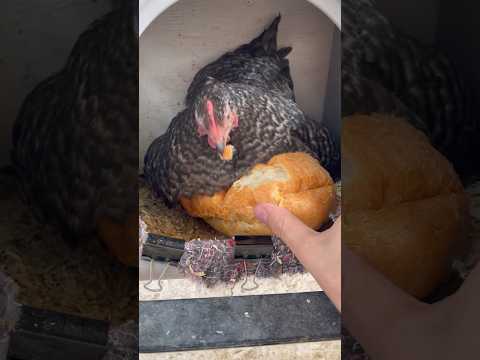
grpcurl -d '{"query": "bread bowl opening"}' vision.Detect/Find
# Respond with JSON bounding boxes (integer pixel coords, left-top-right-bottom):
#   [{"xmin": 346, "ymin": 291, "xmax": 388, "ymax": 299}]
[{"xmin": 234, "ymin": 166, "xmax": 289, "ymax": 189}]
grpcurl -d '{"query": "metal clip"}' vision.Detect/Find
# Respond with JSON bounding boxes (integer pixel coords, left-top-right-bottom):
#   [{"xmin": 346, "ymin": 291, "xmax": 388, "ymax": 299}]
[
  {"xmin": 228, "ymin": 279, "xmax": 237, "ymax": 297},
  {"xmin": 143, "ymin": 258, "xmax": 170, "ymax": 293},
  {"xmin": 241, "ymin": 260, "xmax": 259, "ymax": 292}
]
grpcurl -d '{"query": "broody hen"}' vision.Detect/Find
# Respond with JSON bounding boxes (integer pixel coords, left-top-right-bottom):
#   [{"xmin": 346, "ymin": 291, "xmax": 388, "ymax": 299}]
[
  {"xmin": 342, "ymin": 0, "xmax": 478, "ymax": 179},
  {"xmin": 144, "ymin": 16, "xmax": 340, "ymax": 206},
  {"xmin": 11, "ymin": 2, "xmax": 139, "ymax": 266}
]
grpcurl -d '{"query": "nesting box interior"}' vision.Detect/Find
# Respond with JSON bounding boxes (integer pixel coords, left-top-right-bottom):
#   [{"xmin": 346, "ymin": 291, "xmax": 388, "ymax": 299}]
[
  {"xmin": 139, "ymin": 0, "xmax": 341, "ymax": 240},
  {"xmin": 139, "ymin": 0, "xmax": 341, "ymax": 169}
]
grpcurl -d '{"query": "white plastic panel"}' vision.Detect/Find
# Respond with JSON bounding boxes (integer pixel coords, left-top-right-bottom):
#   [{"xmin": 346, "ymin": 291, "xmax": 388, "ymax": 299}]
[{"xmin": 139, "ymin": 0, "xmax": 341, "ymax": 35}]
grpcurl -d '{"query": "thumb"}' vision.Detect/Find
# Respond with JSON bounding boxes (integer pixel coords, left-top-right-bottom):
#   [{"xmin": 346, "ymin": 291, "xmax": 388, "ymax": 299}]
[{"xmin": 254, "ymin": 203, "xmax": 317, "ymax": 249}]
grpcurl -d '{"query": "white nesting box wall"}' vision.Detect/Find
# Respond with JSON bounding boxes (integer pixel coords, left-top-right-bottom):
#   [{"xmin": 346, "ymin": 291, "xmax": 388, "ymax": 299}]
[{"xmin": 139, "ymin": 0, "xmax": 341, "ymax": 172}]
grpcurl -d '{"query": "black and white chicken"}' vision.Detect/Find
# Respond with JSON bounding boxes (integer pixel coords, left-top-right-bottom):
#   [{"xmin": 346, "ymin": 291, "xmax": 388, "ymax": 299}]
[
  {"xmin": 342, "ymin": 0, "xmax": 478, "ymax": 180},
  {"xmin": 11, "ymin": 2, "xmax": 139, "ymax": 266},
  {"xmin": 144, "ymin": 15, "xmax": 340, "ymax": 206}
]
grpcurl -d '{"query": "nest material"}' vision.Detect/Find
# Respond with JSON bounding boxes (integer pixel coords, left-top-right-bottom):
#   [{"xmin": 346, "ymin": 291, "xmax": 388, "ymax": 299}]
[
  {"xmin": 0, "ymin": 172, "xmax": 137, "ymax": 325},
  {"xmin": 139, "ymin": 179, "xmax": 222, "ymax": 240},
  {"xmin": 177, "ymin": 236, "xmax": 305, "ymax": 287}
]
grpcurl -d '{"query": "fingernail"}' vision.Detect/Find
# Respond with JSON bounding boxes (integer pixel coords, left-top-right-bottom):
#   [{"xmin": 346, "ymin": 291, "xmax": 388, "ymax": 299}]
[{"xmin": 254, "ymin": 204, "xmax": 273, "ymax": 224}]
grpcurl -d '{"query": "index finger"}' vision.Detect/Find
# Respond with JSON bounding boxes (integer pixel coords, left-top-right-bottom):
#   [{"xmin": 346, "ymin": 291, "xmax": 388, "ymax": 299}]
[{"xmin": 254, "ymin": 203, "xmax": 318, "ymax": 253}]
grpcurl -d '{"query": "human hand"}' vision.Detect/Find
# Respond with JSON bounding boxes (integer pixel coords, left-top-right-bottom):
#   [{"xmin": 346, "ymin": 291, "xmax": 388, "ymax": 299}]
[
  {"xmin": 254, "ymin": 203, "xmax": 341, "ymax": 311},
  {"xmin": 253, "ymin": 203, "xmax": 480, "ymax": 359},
  {"xmin": 342, "ymin": 245, "xmax": 480, "ymax": 360}
]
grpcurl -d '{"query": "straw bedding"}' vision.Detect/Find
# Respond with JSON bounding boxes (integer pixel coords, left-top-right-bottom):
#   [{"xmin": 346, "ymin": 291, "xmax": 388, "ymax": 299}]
[
  {"xmin": 0, "ymin": 171, "xmax": 137, "ymax": 325},
  {"xmin": 139, "ymin": 178, "xmax": 223, "ymax": 240}
]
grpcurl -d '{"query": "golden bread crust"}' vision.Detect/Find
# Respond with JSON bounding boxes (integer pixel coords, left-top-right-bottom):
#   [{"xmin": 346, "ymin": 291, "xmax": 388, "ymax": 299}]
[
  {"xmin": 343, "ymin": 114, "xmax": 469, "ymax": 298},
  {"xmin": 180, "ymin": 152, "xmax": 336, "ymax": 236}
]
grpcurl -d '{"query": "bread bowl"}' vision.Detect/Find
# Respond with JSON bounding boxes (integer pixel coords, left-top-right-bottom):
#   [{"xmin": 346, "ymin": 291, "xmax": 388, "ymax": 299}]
[
  {"xmin": 180, "ymin": 152, "xmax": 336, "ymax": 236},
  {"xmin": 343, "ymin": 114, "xmax": 470, "ymax": 298}
]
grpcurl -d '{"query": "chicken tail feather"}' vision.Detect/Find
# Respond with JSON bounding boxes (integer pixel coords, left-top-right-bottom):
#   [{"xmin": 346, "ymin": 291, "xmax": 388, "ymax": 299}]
[
  {"xmin": 245, "ymin": 14, "xmax": 283, "ymax": 56},
  {"xmin": 277, "ymin": 46, "xmax": 292, "ymax": 58}
]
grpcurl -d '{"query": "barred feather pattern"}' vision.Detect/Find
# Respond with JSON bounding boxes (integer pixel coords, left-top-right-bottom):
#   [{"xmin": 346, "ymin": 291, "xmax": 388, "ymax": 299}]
[
  {"xmin": 342, "ymin": 0, "xmax": 476, "ymax": 176},
  {"xmin": 11, "ymin": 5, "xmax": 138, "ymax": 241},
  {"xmin": 144, "ymin": 83, "xmax": 338, "ymax": 205},
  {"xmin": 186, "ymin": 55, "xmax": 295, "ymax": 105}
]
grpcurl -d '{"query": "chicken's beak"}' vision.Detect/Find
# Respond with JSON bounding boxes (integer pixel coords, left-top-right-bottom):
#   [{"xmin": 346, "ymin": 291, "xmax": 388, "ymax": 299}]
[{"xmin": 216, "ymin": 141, "xmax": 225, "ymax": 156}]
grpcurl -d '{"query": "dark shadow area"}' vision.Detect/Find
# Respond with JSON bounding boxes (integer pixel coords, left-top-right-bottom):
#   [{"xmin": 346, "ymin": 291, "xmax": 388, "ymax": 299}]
[{"xmin": 1, "ymin": 1, "xmax": 139, "ymax": 358}]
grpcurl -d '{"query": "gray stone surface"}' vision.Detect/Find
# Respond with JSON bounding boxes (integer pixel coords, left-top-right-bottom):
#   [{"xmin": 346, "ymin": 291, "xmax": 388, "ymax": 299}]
[{"xmin": 140, "ymin": 292, "xmax": 340, "ymax": 353}]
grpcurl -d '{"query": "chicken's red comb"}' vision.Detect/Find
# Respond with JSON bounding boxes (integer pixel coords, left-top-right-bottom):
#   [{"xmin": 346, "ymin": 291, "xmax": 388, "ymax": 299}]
[
  {"xmin": 205, "ymin": 99, "xmax": 221, "ymax": 144},
  {"xmin": 206, "ymin": 100, "xmax": 215, "ymax": 125}
]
